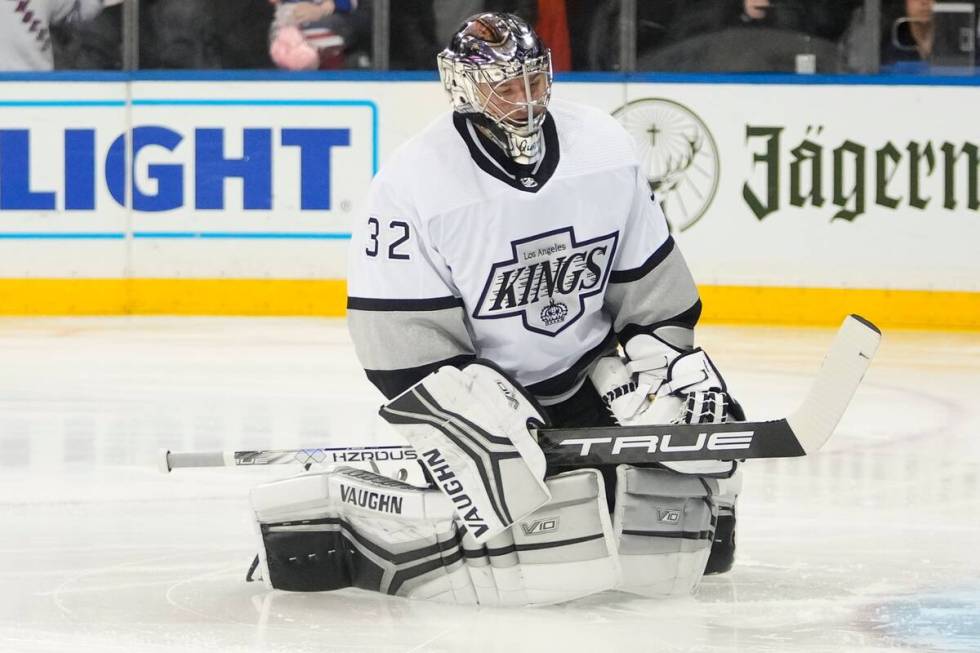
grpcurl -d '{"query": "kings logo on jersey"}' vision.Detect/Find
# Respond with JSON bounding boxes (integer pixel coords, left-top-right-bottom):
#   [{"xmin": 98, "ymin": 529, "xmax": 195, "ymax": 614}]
[{"xmin": 473, "ymin": 227, "xmax": 618, "ymax": 336}]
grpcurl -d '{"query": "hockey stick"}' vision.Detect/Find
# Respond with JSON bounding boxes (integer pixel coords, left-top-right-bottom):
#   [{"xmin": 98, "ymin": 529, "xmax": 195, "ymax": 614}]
[
  {"xmin": 160, "ymin": 444, "xmax": 418, "ymax": 473},
  {"xmin": 161, "ymin": 314, "xmax": 880, "ymax": 472}
]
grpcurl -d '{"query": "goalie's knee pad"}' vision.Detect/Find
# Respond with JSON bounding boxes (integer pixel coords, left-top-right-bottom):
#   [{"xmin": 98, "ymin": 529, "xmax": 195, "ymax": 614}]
[
  {"xmin": 613, "ymin": 464, "xmax": 718, "ymax": 597},
  {"xmin": 462, "ymin": 468, "xmax": 620, "ymax": 606}
]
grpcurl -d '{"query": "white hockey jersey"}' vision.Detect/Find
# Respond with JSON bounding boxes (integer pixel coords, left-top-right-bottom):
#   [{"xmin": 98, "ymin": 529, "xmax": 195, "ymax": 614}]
[{"xmin": 347, "ymin": 99, "xmax": 701, "ymax": 404}]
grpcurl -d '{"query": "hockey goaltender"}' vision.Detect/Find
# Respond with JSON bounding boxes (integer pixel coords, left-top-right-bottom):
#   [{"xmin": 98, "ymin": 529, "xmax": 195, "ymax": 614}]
[{"xmin": 248, "ymin": 12, "xmax": 744, "ymax": 606}]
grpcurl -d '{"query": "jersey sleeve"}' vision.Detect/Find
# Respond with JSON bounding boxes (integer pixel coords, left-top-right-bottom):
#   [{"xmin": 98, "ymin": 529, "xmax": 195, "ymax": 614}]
[
  {"xmin": 603, "ymin": 167, "xmax": 702, "ymax": 351},
  {"xmin": 347, "ymin": 176, "xmax": 476, "ymax": 399}
]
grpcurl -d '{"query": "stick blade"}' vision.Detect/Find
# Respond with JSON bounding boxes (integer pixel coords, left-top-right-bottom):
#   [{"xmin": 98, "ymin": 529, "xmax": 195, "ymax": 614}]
[{"xmin": 788, "ymin": 314, "xmax": 881, "ymax": 453}]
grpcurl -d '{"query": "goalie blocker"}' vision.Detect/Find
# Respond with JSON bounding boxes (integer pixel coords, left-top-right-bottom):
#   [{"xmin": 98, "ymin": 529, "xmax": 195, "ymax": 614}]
[{"xmin": 378, "ymin": 361, "xmax": 552, "ymax": 545}]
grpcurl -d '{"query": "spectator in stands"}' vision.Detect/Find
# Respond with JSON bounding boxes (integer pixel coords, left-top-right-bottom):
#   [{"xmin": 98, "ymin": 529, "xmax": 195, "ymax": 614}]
[
  {"xmin": 55, "ymin": 0, "xmax": 274, "ymax": 70},
  {"xmin": 807, "ymin": 0, "xmax": 864, "ymax": 42},
  {"xmin": 665, "ymin": 0, "xmax": 868, "ymax": 43},
  {"xmin": 883, "ymin": 0, "xmax": 935, "ymax": 63},
  {"xmin": 2, "ymin": 0, "xmax": 105, "ymax": 70},
  {"xmin": 51, "ymin": 2, "xmax": 122, "ymax": 69},
  {"xmin": 648, "ymin": 0, "xmax": 865, "ymax": 73},
  {"xmin": 564, "ymin": 0, "xmax": 600, "ymax": 70},
  {"xmin": 742, "ymin": 0, "xmax": 772, "ymax": 23},
  {"xmin": 213, "ymin": 0, "xmax": 277, "ymax": 68},
  {"xmin": 685, "ymin": 0, "xmax": 808, "ymax": 34},
  {"xmin": 389, "ymin": 0, "xmax": 438, "ymax": 70},
  {"xmin": 148, "ymin": 0, "xmax": 223, "ymax": 68},
  {"xmin": 269, "ymin": 0, "xmax": 369, "ymax": 70}
]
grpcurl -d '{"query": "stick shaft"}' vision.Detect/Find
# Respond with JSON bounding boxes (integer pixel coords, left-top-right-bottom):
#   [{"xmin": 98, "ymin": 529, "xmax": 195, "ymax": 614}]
[{"xmin": 163, "ymin": 445, "xmax": 417, "ymax": 472}]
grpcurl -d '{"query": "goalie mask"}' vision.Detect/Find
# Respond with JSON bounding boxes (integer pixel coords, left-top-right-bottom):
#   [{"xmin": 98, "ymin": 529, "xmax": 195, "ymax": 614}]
[{"xmin": 437, "ymin": 13, "xmax": 553, "ymax": 165}]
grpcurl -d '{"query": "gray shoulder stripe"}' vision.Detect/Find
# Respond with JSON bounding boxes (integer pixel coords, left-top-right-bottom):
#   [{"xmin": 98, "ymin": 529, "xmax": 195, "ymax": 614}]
[
  {"xmin": 617, "ymin": 300, "xmax": 702, "ymax": 345},
  {"xmin": 348, "ymin": 307, "xmax": 473, "ymax": 372},
  {"xmin": 609, "ymin": 236, "xmax": 675, "ymax": 284},
  {"xmin": 347, "ymin": 296, "xmax": 464, "ymax": 311}
]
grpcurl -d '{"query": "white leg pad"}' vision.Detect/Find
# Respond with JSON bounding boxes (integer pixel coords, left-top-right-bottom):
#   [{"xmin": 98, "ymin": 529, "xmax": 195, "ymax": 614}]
[
  {"xmin": 250, "ymin": 466, "xmax": 619, "ymax": 606},
  {"xmin": 613, "ymin": 465, "xmax": 718, "ymax": 597},
  {"xmin": 461, "ymin": 469, "xmax": 621, "ymax": 606},
  {"xmin": 251, "ymin": 465, "xmax": 478, "ymax": 603}
]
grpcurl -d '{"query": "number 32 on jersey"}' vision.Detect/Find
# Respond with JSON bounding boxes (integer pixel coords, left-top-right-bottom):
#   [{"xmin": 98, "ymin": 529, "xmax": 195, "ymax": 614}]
[{"xmin": 365, "ymin": 217, "xmax": 412, "ymax": 261}]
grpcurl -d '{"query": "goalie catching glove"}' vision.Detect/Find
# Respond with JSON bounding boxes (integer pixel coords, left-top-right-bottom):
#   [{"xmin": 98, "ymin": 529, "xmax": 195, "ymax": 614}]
[
  {"xmin": 379, "ymin": 361, "xmax": 551, "ymax": 545},
  {"xmin": 590, "ymin": 336, "xmax": 744, "ymax": 476}
]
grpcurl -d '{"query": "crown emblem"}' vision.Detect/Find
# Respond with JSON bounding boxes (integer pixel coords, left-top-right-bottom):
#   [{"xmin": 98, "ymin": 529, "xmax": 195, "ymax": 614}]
[{"xmin": 540, "ymin": 298, "xmax": 568, "ymax": 325}]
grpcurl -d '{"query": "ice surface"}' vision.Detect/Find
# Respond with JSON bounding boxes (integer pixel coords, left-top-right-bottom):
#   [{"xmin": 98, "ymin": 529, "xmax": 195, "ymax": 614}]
[{"xmin": 0, "ymin": 317, "xmax": 977, "ymax": 652}]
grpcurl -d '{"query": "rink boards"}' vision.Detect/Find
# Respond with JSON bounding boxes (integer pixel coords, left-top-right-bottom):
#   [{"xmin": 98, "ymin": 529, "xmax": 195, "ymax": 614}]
[{"xmin": 0, "ymin": 72, "xmax": 977, "ymax": 328}]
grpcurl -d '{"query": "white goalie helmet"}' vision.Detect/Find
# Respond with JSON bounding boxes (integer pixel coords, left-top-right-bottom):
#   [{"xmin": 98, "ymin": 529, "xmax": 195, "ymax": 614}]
[{"xmin": 437, "ymin": 12, "xmax": 553, "ymax": 165}]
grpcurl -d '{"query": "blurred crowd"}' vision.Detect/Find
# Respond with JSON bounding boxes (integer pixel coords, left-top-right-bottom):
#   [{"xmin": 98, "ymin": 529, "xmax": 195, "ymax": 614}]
[{"xmin": 0, "ymin": 0, "xmax": 975, "ymax": 73}]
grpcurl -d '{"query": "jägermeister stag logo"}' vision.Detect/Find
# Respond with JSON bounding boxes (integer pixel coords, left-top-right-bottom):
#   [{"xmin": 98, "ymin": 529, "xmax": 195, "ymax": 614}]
[
  {"xmin": 474, "ymin": 227, "xmax": 618, "ymax": 336},
  {"xmin": 613, "ymin": 98, "xmax": 720, "ymax": 232}
]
